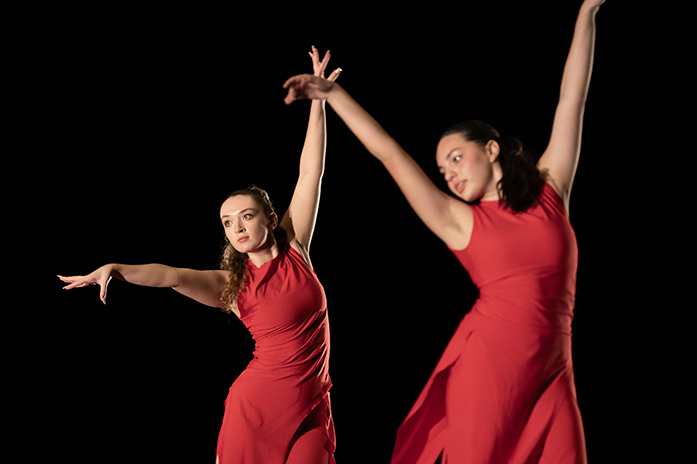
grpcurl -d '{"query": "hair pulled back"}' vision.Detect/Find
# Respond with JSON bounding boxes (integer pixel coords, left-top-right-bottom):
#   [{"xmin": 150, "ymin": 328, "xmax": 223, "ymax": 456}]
[
  {"xmin": 219, "ymin": 186, "xmax": 288, "ymax": 313},
  {"xmin": 441, "ymin": 120, "xmax": 544, "ymax": 213}
]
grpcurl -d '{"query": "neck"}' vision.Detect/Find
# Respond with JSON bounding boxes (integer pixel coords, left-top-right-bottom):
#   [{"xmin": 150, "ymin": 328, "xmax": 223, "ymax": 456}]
[
  {"xmin": 478, "ymin": 163, "xmax": 503, "ymax": 202},
  {"xmin": 247, "ymin": 238, "xmax": 280, "ymax": 268}
]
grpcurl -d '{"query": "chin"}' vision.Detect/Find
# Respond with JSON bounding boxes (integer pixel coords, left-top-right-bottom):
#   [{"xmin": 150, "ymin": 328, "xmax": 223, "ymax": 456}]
[
  {"xmin": 462, "ymin": 185, "xmax": 489, "ymax": 203},
  {"xmin": 231, "ymin": 241, "xmax": 255, "ymax": 254},
  {"xmin": 451, "ymin": 189, "xmax": 474, "ymax": 203},
  {"xmin": 236, "ymin": 237, "xmax": 273, "ymax": 255}
]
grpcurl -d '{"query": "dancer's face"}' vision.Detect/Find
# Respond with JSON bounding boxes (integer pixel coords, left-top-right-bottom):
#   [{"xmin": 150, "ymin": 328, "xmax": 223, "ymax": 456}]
[
  {"xmin": 436, "ymin": 133, "xmax": 501, "ymax": 203},
  {"xmin": 220, "ymin": 195, "xmax": 278, "ymax": 254}
]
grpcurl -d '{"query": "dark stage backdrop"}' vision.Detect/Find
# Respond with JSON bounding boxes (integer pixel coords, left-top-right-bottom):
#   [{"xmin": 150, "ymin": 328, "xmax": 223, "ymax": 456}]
[{"xmin": 10, "ymin": 1, "xmax": 676, "ymax": 462}]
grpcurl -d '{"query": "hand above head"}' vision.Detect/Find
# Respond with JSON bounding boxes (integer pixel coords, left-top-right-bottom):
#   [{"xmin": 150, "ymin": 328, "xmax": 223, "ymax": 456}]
[
  {"xmin": 283, "ymin": 74, "xmax": 338, "ymax": 105},
  {"xmin": 284, "ymin": 46, "xmax": 341, "ymax": 105},
  {"xmin": 308, "ymin": 45, "xmax": 341, "ymax": 82}
]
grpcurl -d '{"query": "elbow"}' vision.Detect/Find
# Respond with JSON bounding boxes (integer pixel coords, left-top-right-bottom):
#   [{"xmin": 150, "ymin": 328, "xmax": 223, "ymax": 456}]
[
  {"xmin": 297, "ymin": 168, "xmax": 325, "ymax": 185},
  {"xmin": 162, "ymin": 265, "xmax": 184, "ymax": 289},
  {"xmin": 555, "ymin": 94, "xmax": 587, "ymax": 119},
  {"xmin": 558, "ymin": 78, "xmax": 591, "ymax": 107},
  {"xmin": 379, "ymin": 144, "xmax": 412, "ymax": 169}
]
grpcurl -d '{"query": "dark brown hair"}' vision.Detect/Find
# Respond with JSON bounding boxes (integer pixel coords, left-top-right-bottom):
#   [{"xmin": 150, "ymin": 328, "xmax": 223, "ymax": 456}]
[
  {"xmin": 440, "ymin": 120, "xmax": 544, "ymax": 212},
  {"xmin": 219, "ymin": 186, "xmax": 288, "ymax": 312}
]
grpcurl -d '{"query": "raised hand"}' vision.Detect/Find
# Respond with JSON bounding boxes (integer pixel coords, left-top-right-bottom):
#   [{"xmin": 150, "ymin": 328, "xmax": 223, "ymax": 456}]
[
  {"xmin": 283, "ymin": 74, "xmax": 336, "ymax": 105},
  {"xmin": 284, "ymin": 46, "xmax": 341, "ymax": 105},
  {"xmin": 309, "ymin": 46, "xmax": 341, "ymax": 82}
]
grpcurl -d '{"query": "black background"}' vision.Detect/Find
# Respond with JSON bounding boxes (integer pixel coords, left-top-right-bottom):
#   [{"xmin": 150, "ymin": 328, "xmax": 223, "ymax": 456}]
[{"xmin": 9, "ymin": 1, "xmax": 680, "ymax": 462}]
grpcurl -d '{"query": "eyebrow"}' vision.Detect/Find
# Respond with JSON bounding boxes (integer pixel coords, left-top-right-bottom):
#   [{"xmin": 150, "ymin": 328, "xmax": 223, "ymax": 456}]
[
  {"xmin": 221, "ymin": 207, "xmax": 255, "ymax": 219},
  {"xmin": 437, "ymin": 148, "xmax": 459, "ymax": 171}
]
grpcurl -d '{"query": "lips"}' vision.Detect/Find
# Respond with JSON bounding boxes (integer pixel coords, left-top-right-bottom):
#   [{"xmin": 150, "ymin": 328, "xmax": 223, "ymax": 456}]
[
  {"xmin": 237, "ymin": 236, "xmax": 250, "ymax": 243},
  {"xmin": 455, "ymin": 181, "xmax": 465, "ymax": 194}
]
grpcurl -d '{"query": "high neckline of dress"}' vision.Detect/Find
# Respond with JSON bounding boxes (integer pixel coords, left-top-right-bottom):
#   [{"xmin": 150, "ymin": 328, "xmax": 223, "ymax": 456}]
[{"xmin": 247, "ymin": 247, "xmax": 285, "ymax": 270}]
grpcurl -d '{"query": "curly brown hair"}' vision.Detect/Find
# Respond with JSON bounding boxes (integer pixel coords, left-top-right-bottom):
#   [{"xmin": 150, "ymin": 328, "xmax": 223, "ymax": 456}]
[{"xmin": 219, "ymin": 186, "xmax": 288, "ymax": 313}]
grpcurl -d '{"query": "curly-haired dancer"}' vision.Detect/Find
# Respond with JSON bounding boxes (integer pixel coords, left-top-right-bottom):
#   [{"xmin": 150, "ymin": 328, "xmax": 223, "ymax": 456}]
[{"xmin": 60, "ymin": 48, "xmax": 341, "ymax": 464}]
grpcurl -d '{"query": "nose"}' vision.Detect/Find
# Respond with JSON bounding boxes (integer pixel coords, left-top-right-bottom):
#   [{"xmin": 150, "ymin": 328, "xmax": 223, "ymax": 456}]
[{"xmin": 228, "ymin": 220, "xmax": 245, "ymax": 234}]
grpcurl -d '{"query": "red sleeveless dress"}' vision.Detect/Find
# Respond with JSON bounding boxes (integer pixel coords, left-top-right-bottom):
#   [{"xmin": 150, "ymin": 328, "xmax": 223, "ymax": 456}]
[
  {"xmin": 391, "ymin": 183, "xmax": 586, "ymax": 464},
  {"xmin": 216, "ymin": 245, "xmax": 335, "ymax": 463}
]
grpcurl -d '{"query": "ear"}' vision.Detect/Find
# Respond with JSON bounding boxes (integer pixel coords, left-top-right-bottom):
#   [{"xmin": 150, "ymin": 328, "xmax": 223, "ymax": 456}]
[
  {"xmin": 485, "ymin": 139, "xmax": 500, "ymax": 163},
  {"xmin": 268, "ymin": 212, "xmax": 279, "ymax": 230}
]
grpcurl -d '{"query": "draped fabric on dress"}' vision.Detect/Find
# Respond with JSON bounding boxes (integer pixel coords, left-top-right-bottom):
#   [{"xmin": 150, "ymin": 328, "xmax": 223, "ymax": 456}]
[
  {"xmin": 391, "ymin": 183, "xmax": 586, "ymax": 464},
  {"xmin": 216, "ymin": 246, "xmax": 335, "ymax": 464}
]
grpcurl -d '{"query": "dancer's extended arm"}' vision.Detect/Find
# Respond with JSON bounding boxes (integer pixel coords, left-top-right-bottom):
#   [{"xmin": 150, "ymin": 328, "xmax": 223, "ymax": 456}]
[
  {"xmin": 280, "ymin": 48, "xmax": 341, "ymax": 264},
  {"xmin": 283, "ymin": 77, "xmax": 472, "ymax": 250},
  {"xmin": 59, "ymin": 263, "xmax": 227, "ymax": 306},
  {"xmin": 538, "ymin": 0, "xmax": 605, "ymax": 211}
]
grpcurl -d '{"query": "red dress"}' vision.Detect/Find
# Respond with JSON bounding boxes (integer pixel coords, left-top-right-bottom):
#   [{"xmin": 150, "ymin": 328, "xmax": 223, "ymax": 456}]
[
  {"xmin": 216, "ymin": 245, "xmax": 335, "ymax": 464},
  {"xmin": 391, "ymin": 183, "xmax": 586, "ymax": 464}
]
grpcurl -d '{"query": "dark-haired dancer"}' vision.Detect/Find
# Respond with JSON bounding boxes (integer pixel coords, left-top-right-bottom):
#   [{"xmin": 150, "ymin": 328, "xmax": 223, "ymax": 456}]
[
  {"xmin": 283, "ymin": 1, "xmax": 604, "ymax": 462},
  {"xmin": 60, "ymin": 48, "xmax": 340, "ymax": 464}
]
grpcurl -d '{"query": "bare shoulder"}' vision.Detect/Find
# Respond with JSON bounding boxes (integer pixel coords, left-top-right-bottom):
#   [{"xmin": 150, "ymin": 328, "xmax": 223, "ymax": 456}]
[
  {"xmin": 383, "ymin": 153, "xmax": 475, "ymax": 250},
  {"xmin": 443, "ymin": 197, "xmax": 475, "ymax": 251},
  {"xmin": 289, "ymin": 238, "xmax": 313, "ymax": 269},
  {"xmin": 537, "ymin": 164, "xmax": 571, "ymax": 213}
]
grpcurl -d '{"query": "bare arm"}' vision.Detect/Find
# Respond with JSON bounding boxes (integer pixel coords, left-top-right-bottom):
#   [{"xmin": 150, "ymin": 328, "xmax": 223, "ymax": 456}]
[
  {"xmin": 59, "ymin": 264, "xmax": 228, "ymax": 307},
  {"xmin": 538, "ymin": 0, "xmax": 605, "ymax": 212},
  {"xmin": 283, "ymin": 76, "xmax": 471, "ymax": 249},
  {"xmin": 280, "ymin": 48, "xmax": 341, "ymax": 262},
  {"xmin": 281, "ymin": 98, "xmax": 328, "ymax": 252}
]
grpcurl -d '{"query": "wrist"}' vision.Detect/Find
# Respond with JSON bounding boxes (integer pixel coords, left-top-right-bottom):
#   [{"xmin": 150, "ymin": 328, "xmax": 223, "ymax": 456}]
[
  {"xmin": 108, "ymin": 263, "xmax": 125, "ymax": 281},
  {"xmin": 580, "ymin": 1, "xmax": 602, "ymax": 15},
  {"xmin": 325, "ymin": 82, "xmax": 343, "ymax": 104}
]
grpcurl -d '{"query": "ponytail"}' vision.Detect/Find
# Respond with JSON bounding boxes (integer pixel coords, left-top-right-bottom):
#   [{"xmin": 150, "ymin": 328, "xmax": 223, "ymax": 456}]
[{"xmin": 495, "ymin": 134, "xmax": 545, "ymax": 212}]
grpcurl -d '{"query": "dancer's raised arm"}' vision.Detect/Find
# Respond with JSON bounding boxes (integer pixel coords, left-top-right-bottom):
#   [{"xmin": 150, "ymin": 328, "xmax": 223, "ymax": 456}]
[
  {"xmin": 538, "ymin": 0, "xmax": 605, "ymax": 211},
  {"xmin": 280, "ymin": 47, "xmax": 341, "ymax": 263},
  {"xmin": 283, "ymin": 76, "xmax": 472, "ymax": 250}
]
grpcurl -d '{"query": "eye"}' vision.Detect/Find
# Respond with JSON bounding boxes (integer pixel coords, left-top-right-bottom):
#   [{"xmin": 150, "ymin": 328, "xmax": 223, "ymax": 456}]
[
  {"xmin": 223, "ymin": 220, "xmax": 232, "ymax": 227},
  {"xmin": 243, "ymin": 214, "xmax": 253, "ymax": 220},
  {"xmin": 453, "ymin": 155, "xmax": 462, "ymax": 163}
]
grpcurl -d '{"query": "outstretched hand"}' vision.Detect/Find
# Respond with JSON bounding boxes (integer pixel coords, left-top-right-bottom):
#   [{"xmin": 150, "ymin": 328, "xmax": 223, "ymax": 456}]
[
  {"xmin": 284, "ymin": 46, "xmax": 341, "ymax": 105},
  {"xmin": 59, "ymin": 265, "xmax": 115, "ymax": 304}
]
